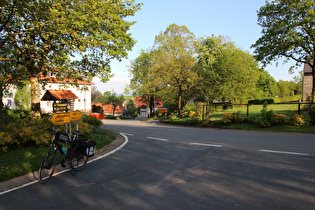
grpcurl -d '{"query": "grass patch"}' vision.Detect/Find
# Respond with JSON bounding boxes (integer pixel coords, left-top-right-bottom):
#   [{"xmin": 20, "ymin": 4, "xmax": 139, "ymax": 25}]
[{"xmin": 0, "ymin": 126, "xmax": 115, "ymax": 182}]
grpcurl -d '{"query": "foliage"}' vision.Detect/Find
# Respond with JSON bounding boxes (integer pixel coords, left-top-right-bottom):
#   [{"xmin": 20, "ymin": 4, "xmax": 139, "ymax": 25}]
[
  {"xmin": 92, "ymin": 104, "xmax": 103, "ymax": 114},
  {"xmin": 308, "ymin": 104, "xmax": 315, "ymax": 125},
  {"xmin": 222, "ymin": 112, "xmax": 245, "ymax": 124},
  {"xmin": 1, "ymin": 0, "xmax": 141, "ymax": 118},
  {"xmin": 105, "ymin": 115, "xmax": 118, "ymax": 119},
  {"xmin": 14, "ymin": 80, "xmax": 31, "ymax": 110},
  {"xmin": 2, "ymin": 108, "xmax": 30, "ymax": 123},
  {"xmin": 257, "ymin": 102, "xmax": 275, "ymax": 127},
  {"xmin": 124, "ymin": 100, "xmax": 138, "ymax": 118},
  {"xmin": 101, "ymin": 92, "xmax": 125, "ymax": 116},
  {"xmin": 81, "ymin": 114, "xmax": 103, "ymax": 127},
  {"xmin": 129, "ymin": 24, "xmax": 199, "ymax": 116},
  {"xmin": 248, "ymin": 99, "xmax": 274, "ymax": 104},
  {"xmin": 183, "ymin": 103, "xmax": 203, "ymax": 119},
  {"xmin": 197, "ymin": 35, "xmax": 260, "ymax": 103},
  {"xmin": 252, "ymin": 0, "xmax": 315, "ymax": 100},
  {"xmin": 256, "ymin": 70, "xmax": 280, "ymax": 98}
]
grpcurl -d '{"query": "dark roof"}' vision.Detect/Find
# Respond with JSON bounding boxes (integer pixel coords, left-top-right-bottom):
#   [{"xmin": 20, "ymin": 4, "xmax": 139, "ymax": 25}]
[{"xmin": 41, "ymin": 90, "xmax": 78, "ymax": 101}]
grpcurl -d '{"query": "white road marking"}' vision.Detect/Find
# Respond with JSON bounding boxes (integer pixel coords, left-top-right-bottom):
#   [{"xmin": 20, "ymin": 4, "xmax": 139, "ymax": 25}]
[
  {"xmin": 190, "ymin": 143, "xmax": 223, "ymax": 148},
  {"xmin": 146, "ymin": 137, "xmax": 169, "ymax": 142},
  {"xmin": 259, "ymin": 149, "xmax": 309, "ymax": 156},
  {"xmin": 120, "ymin": 132, "xmax": 133, "ymax": 136}
]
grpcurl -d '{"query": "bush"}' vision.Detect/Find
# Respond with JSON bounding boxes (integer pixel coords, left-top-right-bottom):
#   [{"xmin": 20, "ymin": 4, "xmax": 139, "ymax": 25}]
[
  {"xmin": 222, "ymin": 112, "xmax": 245, "ymax": 124},
  {"xmin": 92, "ymin": 105, "xmax": 103, "ymax": 114},
  {"xmin": 308, "ymin": 104, "xmax": 315, "ymax": 125},
  {"xmin": 183, "ymin": 103, "xmax": 202, "ymax": 119},
  {"xmin": 273, "ymin": 114, "xmax": 289, "ymax": 125},
  {"xmin": 105, "ymin": 115, "xmax": 118, "ymax": 119},
  {"xmin": 248, "ymin": 99, "xmax": 274, "ymax": 104},
  {"xmin": 289, "ymin": 114, "xmax": 305, "ymax": 126},
  {"xmin": 81, "ymin": 114, "xmax": 103, "ymax": 126},
  {"xmin": 257, "ymin": 102, "xmax": 274, "ymax": 127},
  {"xmin": 2, "ymin": 109, "xmax": 30, "ymax": 123}
]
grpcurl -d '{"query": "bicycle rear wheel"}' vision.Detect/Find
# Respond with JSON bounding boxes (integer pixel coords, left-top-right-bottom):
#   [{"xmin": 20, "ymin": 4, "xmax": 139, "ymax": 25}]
[
  {"xmin": 69, "ymin": 147, "xmax": 88, "ymax": 171},
  {"xmin": 39, "ymin": 150, "xmax": 56, "ymax": 184}
]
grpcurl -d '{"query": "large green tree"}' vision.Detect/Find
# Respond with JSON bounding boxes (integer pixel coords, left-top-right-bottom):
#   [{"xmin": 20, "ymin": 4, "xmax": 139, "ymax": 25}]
[
  {"xmin": 1, "ymin": 0, "xmax": 141, "ymax": 118},
  {"xmin": 197, "ymin": 35, "xmax": 260, "ymax": 103},
  {"xmin": 152, "ymin": 24, "xmax": 199, "ymax": 116},
  {"xmin": 252, "ymin": 0, "xmax": 315, "ymax": 101}
]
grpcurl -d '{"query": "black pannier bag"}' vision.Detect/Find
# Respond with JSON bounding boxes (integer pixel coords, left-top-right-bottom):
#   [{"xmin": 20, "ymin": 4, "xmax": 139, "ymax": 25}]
[
  {"xmin": 76, "ymin": 139, "xmax": 96, "ymax": 157},
  {"xmin": 55, "ymin": 131, "xmax": 69, "ymax": 142}
]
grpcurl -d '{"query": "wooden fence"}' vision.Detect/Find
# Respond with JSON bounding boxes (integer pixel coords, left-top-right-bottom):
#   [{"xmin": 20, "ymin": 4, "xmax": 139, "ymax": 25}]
[{"xmin": 202, "ymin": 103, "xmax": 313, "ymax": 121}]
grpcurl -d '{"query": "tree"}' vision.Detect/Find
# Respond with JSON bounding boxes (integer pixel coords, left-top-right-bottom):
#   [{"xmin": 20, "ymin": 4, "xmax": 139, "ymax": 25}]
[
  {"xmin": 152, "ymin": 24, "xmax": 199, "ymax": 116},
  {"xmin": 256, "ymin": 70, "xmax": 280, "ymax": 98},
  {"xmin": 197, "ymin": 35, "xmax": 260, "ymax": 103},
  {"xmin": 102, "ymin": 92, "xmax": 125, "ymax": 116},
  {"xmin": 252, "ymin": 0, "xmax": 315, "ymax": 101},
  {"xmin": 14, "ymin": 80, "xmax": 31, "ymax": 110},
  {"xmin": 1, "ymin": 0, "xmax": 141, "ymax": 118}
]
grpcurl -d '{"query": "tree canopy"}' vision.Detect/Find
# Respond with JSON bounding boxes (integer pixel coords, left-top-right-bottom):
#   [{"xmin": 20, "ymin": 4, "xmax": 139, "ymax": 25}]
[
  {"xmin": 1, "ymin": 0, "xmax": 141, "ymax": 118},
  {"xmin": 252, "ymin": 0, "xmax": 315, "ymax": 100}
]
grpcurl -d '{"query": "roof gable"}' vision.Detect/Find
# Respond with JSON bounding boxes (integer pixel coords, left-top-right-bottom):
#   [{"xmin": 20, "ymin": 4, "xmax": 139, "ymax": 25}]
[{"xmin": 41, "ymin": 90, "xmax": 78, "ymax": 101}]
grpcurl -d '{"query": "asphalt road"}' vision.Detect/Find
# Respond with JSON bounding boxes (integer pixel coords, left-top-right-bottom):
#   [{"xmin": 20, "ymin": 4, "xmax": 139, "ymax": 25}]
[{"xmin": 0, "ymin": 119, "xmax": 315, "ymax": 209}]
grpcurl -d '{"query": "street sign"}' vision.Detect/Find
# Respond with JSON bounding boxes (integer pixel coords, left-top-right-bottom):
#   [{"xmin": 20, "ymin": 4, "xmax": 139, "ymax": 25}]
[
  {"xmin": 53, "ymin": 102, "xmax": 71, "ymax": 112},
  {"xmin": 49, "ymin": 112, "xmax": 70, "ymax": 125},
  {"xmin": 70, "ymin": 111, "xmax": 83, "ymax": 122}
]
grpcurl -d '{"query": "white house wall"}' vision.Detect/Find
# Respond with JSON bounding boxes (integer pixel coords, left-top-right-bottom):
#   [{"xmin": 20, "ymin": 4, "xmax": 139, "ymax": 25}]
[{"xmin": 40, "ymin": 82, "xmax": 92, "ymax": 113}]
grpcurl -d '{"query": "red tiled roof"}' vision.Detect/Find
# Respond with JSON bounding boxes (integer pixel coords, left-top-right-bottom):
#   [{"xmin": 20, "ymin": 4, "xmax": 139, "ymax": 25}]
[
  {"xmin": 92, "ymin": 103, "xmax": 125, "ymax": 114},
  {"xmin": 134, "ymin": 96, "xmax": 163, "ymax": 108},
  {"xmin": 41, "ymin": 89, "xmax": 78, "ymax": 101}
]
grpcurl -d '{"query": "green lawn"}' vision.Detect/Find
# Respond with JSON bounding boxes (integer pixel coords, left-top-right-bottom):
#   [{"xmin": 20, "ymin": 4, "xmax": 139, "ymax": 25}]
[{"xmin": 206, "ymin": 103, "xmax": 310, "ymax": 121}]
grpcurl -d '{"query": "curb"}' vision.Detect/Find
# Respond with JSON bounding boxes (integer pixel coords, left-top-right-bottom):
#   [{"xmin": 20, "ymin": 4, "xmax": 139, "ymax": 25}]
[{"xmin": 0, "ymin": 132, "xmax": 126, "ymax": 195}]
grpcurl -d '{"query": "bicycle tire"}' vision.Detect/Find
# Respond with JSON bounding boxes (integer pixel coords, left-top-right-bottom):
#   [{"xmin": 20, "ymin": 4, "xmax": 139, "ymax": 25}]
[
  {"xmin": 69, "ymin": 147, "xmax": 88, "ymax": 171},
  {"xmin": 39, "ymin": 150, "xmax": 56, "ymax": 184}
]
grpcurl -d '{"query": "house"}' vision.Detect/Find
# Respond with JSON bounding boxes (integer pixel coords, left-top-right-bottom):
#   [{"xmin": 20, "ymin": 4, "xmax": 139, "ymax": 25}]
[
  {"xmin": 2, "ymin": 74, "xmax": 94, "ymax": 113},
  {"xmin": 303, "ymin": 63, "xmax": 313, "ymax": 101},
  {"xmin": 134, "ymin": 96, "xmax": 163, "ymax": 118},
  {"xmin": 92, "ymin": 102, "xmax": 125, "ymax": 116},
  {"xmin": 40, "ymin": 75, "xmax": 94, "ymax": 113}
]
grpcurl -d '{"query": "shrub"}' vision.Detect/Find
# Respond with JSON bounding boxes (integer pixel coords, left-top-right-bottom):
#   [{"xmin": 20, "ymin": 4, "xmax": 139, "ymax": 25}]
[
  {"xmin": 222, "ymin": 112, "xmax": 245, "ymax": 124},
  {"xmin": 248, "ymin": 99, "xmax": 274, "ymax": 104},
  {"xmin": 92, "ymin": 105, "xmax": 103, "ymax": 114},
  {"xmin": 82, "ymin": 114, "xmax": 103, "ymax": 126},
  {"xmin": 289, "ymin": 114, "xmax": 305, "ymax": 126},
  {"xmin": 257, "ymin": 102, "xmax": 274, "ymax": 127},
  {"xmin": 183, "ymin": 103, "xmax": 202, "ymax": 119},
  {"xmin": 273, "ymin": 114, "xmax": 289, "ymax": 125},
  {"xmin": 308, "ymin": 104, "xmax": 315, "ymax": 125}
]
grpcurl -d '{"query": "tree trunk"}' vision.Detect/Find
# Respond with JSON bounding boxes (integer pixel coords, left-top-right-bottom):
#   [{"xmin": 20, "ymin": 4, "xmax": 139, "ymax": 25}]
[
  {"xmin": 30, "ymin": 75, "xmax": 41, "ymax": 119},
  {"xmin": 0, "ymin": 88, "xmax": 4, "ymax": 124},
  {"xmin": 178, "ymin": 91, "xmax": 182, "ymax": 117}
]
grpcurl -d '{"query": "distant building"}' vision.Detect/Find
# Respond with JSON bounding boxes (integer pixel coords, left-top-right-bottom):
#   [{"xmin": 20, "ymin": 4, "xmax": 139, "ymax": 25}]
[
  {"xmin": 2, "ymin": 74, "xmax": 94, "ymax": 113},
  {"xmin": 134, "ymin": 96, "xmax": 163, "ymax": 118},
  {"xmin": 303, "ymin": 63, "xmax": 313, "ymax": 101}
]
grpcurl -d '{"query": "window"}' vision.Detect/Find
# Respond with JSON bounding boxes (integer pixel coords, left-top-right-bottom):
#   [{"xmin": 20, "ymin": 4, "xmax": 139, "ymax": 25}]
[{"xmin": 7, "ymin": 99, "xmax": 12, "ymax": 108}]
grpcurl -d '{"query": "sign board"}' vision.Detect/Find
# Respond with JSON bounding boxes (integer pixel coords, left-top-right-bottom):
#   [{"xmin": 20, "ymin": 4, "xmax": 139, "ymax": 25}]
[
  {"xmin": 70, "ymin": 111, "xmax": 83, "ymax": 122},
  {"xmin": 49, "ymin": 112, "xmax": 70, "ymax": 125},
  {"xmin": 53, "ymin": 102, "xmax": 71, "ymax": 112}
]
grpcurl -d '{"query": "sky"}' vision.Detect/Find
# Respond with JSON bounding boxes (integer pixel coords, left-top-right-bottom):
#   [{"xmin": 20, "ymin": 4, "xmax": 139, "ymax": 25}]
[{"xmin": 92, "ymin": 0, "xmax": 302, "ymax": 94}]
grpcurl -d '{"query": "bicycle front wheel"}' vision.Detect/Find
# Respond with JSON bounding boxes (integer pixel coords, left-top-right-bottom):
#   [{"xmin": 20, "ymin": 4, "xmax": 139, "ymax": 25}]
[
  {"xmin": 39, "ymin": 150, "xmax": 56, "ymax": 184},
  {"xmin": 69, "ymin": 147, "xmax": 88, "ymax": 171}
]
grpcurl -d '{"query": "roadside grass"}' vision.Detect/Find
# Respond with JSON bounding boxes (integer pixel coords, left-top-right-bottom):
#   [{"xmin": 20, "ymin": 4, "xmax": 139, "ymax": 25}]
[{"xmin": 0, "ymin": 126, "xmax": 115, "ymax": 182}]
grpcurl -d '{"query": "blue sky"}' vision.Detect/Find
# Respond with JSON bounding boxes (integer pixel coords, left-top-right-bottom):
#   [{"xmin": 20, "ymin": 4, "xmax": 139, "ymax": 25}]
[{"xmin": 93, "ymin": 0, "xmax": 302, "ymax": 94}]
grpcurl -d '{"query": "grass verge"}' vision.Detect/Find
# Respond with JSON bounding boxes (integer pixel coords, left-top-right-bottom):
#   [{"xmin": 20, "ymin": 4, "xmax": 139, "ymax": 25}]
[{"xmin": 0, "ymin": 127, "xmax": 115, "ymax": 182}]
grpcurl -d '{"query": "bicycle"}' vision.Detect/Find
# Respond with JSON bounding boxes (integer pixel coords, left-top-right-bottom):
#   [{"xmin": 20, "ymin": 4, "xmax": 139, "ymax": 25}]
[{"xmin": 39, "ymin": 128, "xmax": 95, "ymax": 184}]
